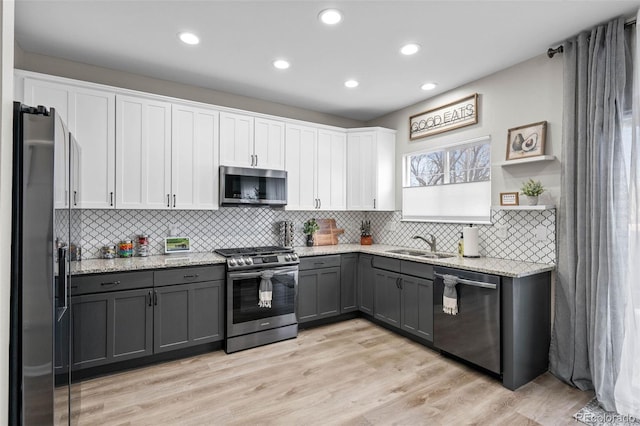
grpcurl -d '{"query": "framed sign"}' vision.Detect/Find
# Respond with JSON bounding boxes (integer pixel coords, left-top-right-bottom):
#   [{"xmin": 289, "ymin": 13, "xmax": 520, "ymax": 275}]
[
  {"xmin": 409, "ymin": 93, "xmax": 478, "ymax": 140},
  {"xmin": 500, "ymin": 192, "xmax": 520, "ymax": 206},
  {"xmin": 506, "ymin": 121, "xmax": 547, "ymax": 160}
]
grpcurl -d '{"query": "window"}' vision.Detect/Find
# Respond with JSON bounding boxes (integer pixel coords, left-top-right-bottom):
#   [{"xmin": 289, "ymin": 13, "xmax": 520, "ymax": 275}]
[{"xmin": 402, "ymin": 136, "xmax": 491, "ymax": 223}]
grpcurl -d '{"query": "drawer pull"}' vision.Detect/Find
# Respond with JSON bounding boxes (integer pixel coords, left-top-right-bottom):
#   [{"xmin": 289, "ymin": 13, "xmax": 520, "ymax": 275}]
[
  {"xmin": 183, "ymin": 274, "xmax": 199, "ymax": 280},
  {"xmin": 100, "ymin": 281, "xmax": 121, "ymax": 286}
]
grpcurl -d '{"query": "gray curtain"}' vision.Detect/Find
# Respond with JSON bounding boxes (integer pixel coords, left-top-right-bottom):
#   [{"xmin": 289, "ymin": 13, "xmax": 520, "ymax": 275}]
[{"xmin": 549, "ymin": 17, "xmax": 631, "ymax": 412}]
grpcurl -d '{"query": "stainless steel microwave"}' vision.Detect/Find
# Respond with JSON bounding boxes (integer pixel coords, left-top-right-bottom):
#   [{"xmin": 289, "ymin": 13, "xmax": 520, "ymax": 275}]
[{"xmin": 219, "ymin": 166, "xmax": 287, "ymax": 207}]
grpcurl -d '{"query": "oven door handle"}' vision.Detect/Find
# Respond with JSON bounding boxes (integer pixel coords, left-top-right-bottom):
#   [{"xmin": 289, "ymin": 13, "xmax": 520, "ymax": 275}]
[{"xmin": 228, "ymin": 266, "xmax": 299, "ymax": 279}]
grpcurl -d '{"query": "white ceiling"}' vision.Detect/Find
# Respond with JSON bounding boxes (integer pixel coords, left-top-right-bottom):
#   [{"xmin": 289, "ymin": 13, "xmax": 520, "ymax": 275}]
[{"xmin": 14, "ymin": 0, "xmax": 640, "ymax": 121}]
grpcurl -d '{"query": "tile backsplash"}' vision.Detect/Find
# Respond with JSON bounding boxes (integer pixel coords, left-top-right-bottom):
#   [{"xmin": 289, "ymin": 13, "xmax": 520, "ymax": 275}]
[{"xmin": 58, "ymin": 208, "xmax": 556, "ymax": 264}]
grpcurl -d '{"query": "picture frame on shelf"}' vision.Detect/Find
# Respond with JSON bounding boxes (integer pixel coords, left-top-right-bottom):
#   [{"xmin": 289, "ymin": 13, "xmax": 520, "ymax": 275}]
[
  {"xmin": 506, "ymin": 120, "xmax": 547, "ymax": 161},
  {"xmin": 500, "ymin": 192, "xmax": 520, "ymax": 206}
]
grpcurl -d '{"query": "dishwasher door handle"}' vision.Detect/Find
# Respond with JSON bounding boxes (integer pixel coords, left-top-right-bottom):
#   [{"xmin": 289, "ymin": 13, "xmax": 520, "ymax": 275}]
[{"xmin": 434, "ymin": 272, "xmax": 497, "ymax": 290}]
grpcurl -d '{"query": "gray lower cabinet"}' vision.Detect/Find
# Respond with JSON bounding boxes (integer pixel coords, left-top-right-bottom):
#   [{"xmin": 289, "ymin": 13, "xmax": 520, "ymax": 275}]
[
  {"xmin": 400, "ymin": 275, "xmax": 433, "ymax": 341},
  {"xmin": 357, "ymin": 254, "xmax": 374, "ymax": 314},
  {"xmin": 298, "ymin": 255, "xmax": 341, "ymax": 323},
  {"xmin": 71, "ymin": 288, "xmax": 153, "ymax": 369},
  {"xmin": 340, "ymin": 254, "xmax": 358, "ymax": 313},
  {"xmin": 371, "ymin": 257, "xmax": 434, "ymax": 341},
  {"xmin": 373, "ymin": 269, "xmax": 402, "ymax": 327},
  {"xmin": 153, "ymin": 280, "xmax": 224, "ymax": 353}
]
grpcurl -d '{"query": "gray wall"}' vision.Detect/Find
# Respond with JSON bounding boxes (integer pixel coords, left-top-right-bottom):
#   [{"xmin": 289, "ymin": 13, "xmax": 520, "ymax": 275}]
[
  {"xmin": 15, "ymin": 44, "xmax": 365, "ymax": 128},
  {"xmin": 366, "ymin": 53, "xmax": 563, "ymax": 208}
]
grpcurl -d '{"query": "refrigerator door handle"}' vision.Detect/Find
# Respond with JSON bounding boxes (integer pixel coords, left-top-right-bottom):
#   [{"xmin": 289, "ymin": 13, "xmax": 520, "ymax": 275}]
[{"xmin": 56, "ymin": 247, "xmax": 68, "ymax": 321}]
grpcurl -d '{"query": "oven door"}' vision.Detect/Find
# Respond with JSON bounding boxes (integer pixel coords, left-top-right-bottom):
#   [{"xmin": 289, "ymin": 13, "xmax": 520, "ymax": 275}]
[{"xmin": 227, "ymin": 265, "xmax": 298, "ymax": 337}]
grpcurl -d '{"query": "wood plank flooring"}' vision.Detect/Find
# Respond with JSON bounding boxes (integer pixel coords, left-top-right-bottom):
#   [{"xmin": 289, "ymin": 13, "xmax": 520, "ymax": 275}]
[{"xmin": 64, "ymin": 319, "xmax": 593, "ymax": 425}]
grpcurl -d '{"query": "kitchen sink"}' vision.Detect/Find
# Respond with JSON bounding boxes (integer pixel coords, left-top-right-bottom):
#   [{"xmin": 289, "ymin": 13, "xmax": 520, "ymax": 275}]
[{"xmin": 386, "ymin": 249, "xmax": 455, "ymax": 259}]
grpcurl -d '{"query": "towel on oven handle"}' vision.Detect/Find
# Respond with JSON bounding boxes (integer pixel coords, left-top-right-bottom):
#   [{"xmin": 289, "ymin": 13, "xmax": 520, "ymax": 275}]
[
  {"xmin": 442, "ymin": 274, "xmax": 458, "ymax": 315},
  {"xmin": 258, "ymin": 271, "xmax": 274, "ymax": 308}
]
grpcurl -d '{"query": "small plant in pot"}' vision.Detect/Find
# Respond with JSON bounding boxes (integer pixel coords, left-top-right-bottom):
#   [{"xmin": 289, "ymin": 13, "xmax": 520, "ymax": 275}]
[
  {"xmin": 520, "ymin": 179, "xmax": 545, "ymax": 205},
  {"xmin": 303, "ymin": 218, "xmax": 319, "ymax": 247},
  {"xmin": 360, "ymin": 220, "xmax": 372, "ymax": 245}
]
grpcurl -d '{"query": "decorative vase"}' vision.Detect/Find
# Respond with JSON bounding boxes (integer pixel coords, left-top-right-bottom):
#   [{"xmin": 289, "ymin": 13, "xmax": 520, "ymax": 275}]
[
  {"xmin": 524, "ymin": 195, "xmax": 539, "ymax": 206},
  {"xmin": 360, "ymin": 236, "xmax": 373, "ymax": 245},
  {"xmin": 306, "ymin": 234, "xmax": 314, "ymax": 247}
]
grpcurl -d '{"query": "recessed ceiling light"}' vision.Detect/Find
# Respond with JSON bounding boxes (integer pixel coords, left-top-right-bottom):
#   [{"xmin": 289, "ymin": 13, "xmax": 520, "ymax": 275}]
[
  {"xmin": 178, "ymin": 32, "xmax": 200, "ymax": 45},
  {"xmin": 319, "ymin": 9, "xmax": 342, "ymax": 25},
  {"xmin": 400, "ymin": 43, "xmax": 421, "ymax": 55},
  {"xmin": 421, "ymin": 82, "xmax": 438, "ymax": 91},
  {"xmin": 344, "ymin": 79, "xmax": 359, "ymax": 88},
  {"xmin": 273, "ymin": 59, "xmax": 291, "ymax": 70}
]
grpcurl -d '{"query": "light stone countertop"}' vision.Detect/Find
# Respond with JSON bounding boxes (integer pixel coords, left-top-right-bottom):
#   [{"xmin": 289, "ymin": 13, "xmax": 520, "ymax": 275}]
[{"xmin": 71, "ymin": 243, "xmax": 554, "ymax": 278}]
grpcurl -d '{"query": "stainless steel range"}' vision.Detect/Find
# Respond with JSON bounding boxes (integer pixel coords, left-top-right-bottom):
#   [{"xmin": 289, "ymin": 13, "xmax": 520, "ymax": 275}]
[{"xmin": 215, "ymin": 246, "xmax": 299, "ymax": 353}]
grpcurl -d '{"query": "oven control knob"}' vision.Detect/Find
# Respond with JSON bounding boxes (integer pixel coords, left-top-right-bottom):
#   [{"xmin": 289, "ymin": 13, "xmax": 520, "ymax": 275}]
[
  {"xmin": 244, "ymin": 257, "xmax": 253, "ymax": 265},
  {"xmin": 291, "ymin": 253, "xmax": 298, "ymax": 261},
  {"xmin": 228, "ymin": 258, "xmax": 237, "ymax": 267},
  {"xmin": 236, "ymin": 257, "xmax": 245, "ymax": 265},
  {"xmin": 284, "ymin": 254, "xmax": 291, "ymax": 261}
]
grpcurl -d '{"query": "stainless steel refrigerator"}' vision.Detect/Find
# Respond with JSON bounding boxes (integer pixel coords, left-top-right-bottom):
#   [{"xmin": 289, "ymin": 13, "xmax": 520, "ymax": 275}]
[{"xmin": 10, "ymin": 102, "xmax": 79, "ymax": 425}]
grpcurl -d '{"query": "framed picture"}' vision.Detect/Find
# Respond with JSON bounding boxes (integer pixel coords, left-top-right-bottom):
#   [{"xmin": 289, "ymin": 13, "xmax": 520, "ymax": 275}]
[
  {"xmin": 164, "ymin": 237, "xmax": 191, "ymax": 254},
  {"xmin": 409, "ymin": 93, "xmax": 478, "ymax": 140},
  {"xmin": 500, "ymin": 192, "xmax": 520, "ymax": 206},
  {"xmin": 506, "ymin": 121, "xmax": 547, "ymax": 160}
]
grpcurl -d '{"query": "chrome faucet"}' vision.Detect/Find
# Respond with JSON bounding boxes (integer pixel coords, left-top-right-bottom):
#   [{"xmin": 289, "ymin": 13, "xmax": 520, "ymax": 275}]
[{"xmin": 413, "ymin": 234, "xmax": 437, "ymax": 252}]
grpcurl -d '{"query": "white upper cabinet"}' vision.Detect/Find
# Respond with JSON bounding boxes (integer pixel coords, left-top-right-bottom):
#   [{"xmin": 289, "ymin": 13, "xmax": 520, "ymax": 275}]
[
  {"xmin": 24, "ymin": 78, "xmax": 116, "ymax": 209},
  {"xmin": 316, "ymin": 129, "xmax": 347, "ymax": 210},
  {"xmin": 347, "ymin": 129, "xmax": 396, "ymax": 211},
  {"xmin": 171, "ymin": 103, "xmax": 219, "ymax": 210},
  {"xmin": 116, "ymin": 95, "xmax": 172, "ymax": 209},
  {"xmin": 219, "ymin": 111, "xmax": 285, "ymax": 169},
  {"xmin": 253, "ymin": 117, "xmax": 285, "ymax": 169},
  {"xmin": 285, "ymin": 124, "xmax": 347, "ymax": 211}
]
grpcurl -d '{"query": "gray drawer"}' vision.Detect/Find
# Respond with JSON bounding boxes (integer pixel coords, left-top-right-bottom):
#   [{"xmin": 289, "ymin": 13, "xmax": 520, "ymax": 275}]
[
  {"xmin": 372, "ymin": 256, "xmax": 400, "ymax": 272},
  {"xmin": 299, "ymin": 255, "xmax": 341, "ymax": 271},
  {"xmin": 401, "ymin": 261, "xmax": 434, "ymax": 280},
  {"xmin": 71, "ymin": 271, "xmax": 153, "ymax": 295},
  {"xmin": 154, "ymin": 265, "xmax": 225, "ymax": 286}
]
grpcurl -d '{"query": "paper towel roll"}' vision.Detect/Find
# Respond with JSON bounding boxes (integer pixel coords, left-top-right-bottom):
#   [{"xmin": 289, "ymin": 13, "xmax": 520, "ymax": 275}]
[{"xmin": 463, "ymin": 226, "xmax": 480, "ymax": 258}]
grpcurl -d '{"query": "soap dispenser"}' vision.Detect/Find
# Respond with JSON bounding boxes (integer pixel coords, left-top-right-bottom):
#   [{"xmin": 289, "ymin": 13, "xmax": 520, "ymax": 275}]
[{"xmin": 457, "ymin": 232, "xmax": 464, "ymax": 258}]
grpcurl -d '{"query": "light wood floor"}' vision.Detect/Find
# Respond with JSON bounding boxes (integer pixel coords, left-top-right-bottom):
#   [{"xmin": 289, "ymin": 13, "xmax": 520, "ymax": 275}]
[{"xmin": 66, "ymin": 319, "xmax": 592, "ymax": 425}]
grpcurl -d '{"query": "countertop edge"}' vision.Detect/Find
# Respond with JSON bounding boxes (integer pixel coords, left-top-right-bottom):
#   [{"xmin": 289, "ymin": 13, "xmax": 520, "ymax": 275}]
[{"xmin": 71, "ymin": 244, "xmax": 555, "ymax": 278}]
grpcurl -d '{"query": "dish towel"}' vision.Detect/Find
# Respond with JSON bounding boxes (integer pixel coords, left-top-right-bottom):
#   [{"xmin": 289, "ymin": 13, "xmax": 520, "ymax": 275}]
[
  {"xmin": 442, "ymin": 274, "xmax": 459, "ymax": 315},
  {"xmin": 258, "ymin": 271, "xmax": 274, "ymax": 308}
]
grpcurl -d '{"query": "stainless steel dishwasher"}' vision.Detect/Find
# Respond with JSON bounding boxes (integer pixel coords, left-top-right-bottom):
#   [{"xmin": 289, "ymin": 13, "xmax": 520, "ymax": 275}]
[{"xmin": 433, "ymin": 266, "xmax": 501, "ymax": 375}]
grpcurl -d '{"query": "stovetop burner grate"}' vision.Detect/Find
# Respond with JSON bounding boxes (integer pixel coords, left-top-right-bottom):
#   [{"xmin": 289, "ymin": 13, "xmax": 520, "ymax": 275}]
[{"xmin": 214, "ymin": 245, "xmax": 293, "ymax": 257}]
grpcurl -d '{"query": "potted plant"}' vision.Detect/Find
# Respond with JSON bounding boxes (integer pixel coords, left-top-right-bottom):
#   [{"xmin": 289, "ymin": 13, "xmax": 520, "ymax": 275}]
[
  {"xmin": 360, "ymin": 220, "xmax": 372, "ymax": 245},
  {"xmin": 520, "ymin": 179, "xmax": 545, "ymax": 205},
  {"xmin": 303, "ymin": 218, "xmax": 319, "ymax": 247}
]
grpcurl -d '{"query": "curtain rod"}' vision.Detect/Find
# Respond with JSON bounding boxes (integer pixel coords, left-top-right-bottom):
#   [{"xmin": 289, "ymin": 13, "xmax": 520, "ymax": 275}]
[{"xmin": 547, "ymin": 17, "xmax": 636, "ymax": 58}]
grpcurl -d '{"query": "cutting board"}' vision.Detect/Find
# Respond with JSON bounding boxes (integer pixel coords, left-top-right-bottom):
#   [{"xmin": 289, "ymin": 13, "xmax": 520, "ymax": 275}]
[{"xmin": 313, "ymin": 218, "xmax": 344, "ymax": 246}]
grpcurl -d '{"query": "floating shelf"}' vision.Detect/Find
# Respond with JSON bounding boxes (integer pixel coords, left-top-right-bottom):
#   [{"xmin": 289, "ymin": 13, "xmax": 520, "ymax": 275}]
[
  {"xmin": 498, "ymin": 155, "xmax": 556, "ymax": 167},
  {"xmin": 492, "ymin": 205, "xmax": 555, "ymax": 210}
]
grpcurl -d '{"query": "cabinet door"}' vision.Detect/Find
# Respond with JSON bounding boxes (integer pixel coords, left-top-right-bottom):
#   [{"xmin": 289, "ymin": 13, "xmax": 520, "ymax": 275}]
[
  {"xmin": 316, "ymin": 129, "xmax": 347, "ymax": 210},
  {"xmin": 401, "ymin": 276, "xmax": 433, "ymax": 341},
  {"xmin": 298, "ymin": 267, "xmax": 340, "ymax": 323},
  {"xmin": 254, "ymin": 117, "xmax": 285, "ymax": 170},
  {"xmin": 189, "ymin": 280, "xmax": 224, "ymax": 344},
  {"xmin": 219, "ymin": 111, "xmax": 254, "ymax": 167},
  {"xmin": 340, "ymin": 254, "xmax": 358, "ymax": 313},
  {"xmin": 358, "ymin": 254, "xmax": 374, "ymax": 314},
  {"xmin": 172, "ymin": 104, "xmax": 219, "ymax": 209},
  {"xmin": 347, "ymin": 131, "xmax": 376, "ymax": 210},
  {"xmin": 374, "ymin": 131, "xmax": 396, "ymax": 211},
  {"xmin": 285, "ymin": 124, "xmax": 317, "ymax": 210},
  {"xmin": 69, "ymin": 87, "xmax": 116, "ymax": 209},
  {"xmin": 71, "ymin": 288, "xmax": 152, "ymax": 369},
  {"xmin": 373, "ymin": 270, "xmax": 401, "ymax": 327},
  {"xmin": 154, "ymin": 280, "xmax": 224, "ymax": 353},
  {"xmin": 116, "ymin": 95, "xmax": 172, "ymax": 209}
]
